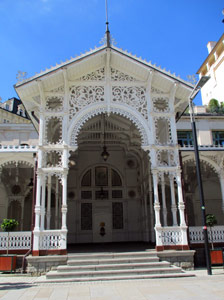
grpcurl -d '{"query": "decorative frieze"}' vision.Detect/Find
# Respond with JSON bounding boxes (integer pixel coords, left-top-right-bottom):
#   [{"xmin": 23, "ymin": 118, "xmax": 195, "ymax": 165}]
[
  {"xmin": 79, "ymin": 68, "xmax": 105, "ymax": 81},
  {"xmin": 69, "ymin": 86, "xmax": 104, "ymax": 118},
  {"xmin": 111, "ymin": 68, "xmax": 137, "ymax": 82},
  {"xmin": 112, "ymin": 86, "xmax": 147, "ymax": 120},
  {"xmin": 46, "ymin": 96, "xmax": 63, "ymax": 112},
  {"xmin": 152, "ymin": 97, "xmax": 170, "ymax": 113}
]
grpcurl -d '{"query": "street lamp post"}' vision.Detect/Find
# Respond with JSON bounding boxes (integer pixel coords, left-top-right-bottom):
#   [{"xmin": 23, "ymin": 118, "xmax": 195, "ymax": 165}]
[{"xmin": 188, "ymin": 75, "xmax": 212, "ymax": 275}]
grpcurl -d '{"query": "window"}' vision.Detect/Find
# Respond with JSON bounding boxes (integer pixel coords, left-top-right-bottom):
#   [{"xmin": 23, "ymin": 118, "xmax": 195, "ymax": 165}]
[
  {"xmin": 81, "ymin": 166, "xmax": 123, "ymax": 200},
  {"xmin": 212, "ymin": 131, "xmax": 224, "ymax": 146},
  {"xmin": 177, "ymin": 131, "xmax": 193, "ymax": 147}
]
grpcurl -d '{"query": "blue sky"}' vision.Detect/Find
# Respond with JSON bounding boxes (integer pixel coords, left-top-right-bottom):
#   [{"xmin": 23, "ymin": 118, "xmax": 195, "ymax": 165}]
[{"xmin": 0, "ymin": 0, "xmax": 223, "ymax": 104}]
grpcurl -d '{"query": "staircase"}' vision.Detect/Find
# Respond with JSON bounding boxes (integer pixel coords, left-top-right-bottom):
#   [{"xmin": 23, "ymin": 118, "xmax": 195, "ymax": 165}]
[{"xmin": 41, "ymin": 250, "xmax": 194, "ymax": 282}]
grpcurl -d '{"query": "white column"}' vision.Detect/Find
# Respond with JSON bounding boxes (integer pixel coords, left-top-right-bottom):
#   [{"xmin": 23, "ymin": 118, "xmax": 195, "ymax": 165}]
[
  {"xmin": 218, "ymin": 172, "xmax": 224, "ymax": 212},
  {"xmin": 169, "ymin": 174, "xmax": 178, "ymax": 226},
  {"xmin": 40, "ymin": 176, "xmax": 46, "ymax": 231},
  {"xmin": 152, "ymin": 170, "xmax": 161, "ymax": 227},
  {"xmin": 176, "ymin": 171, "xmax": 186, "ymax": 226},
  {"xmin": 34, "ymin": 174, "xmax": 42, "ymax": 231},
  {"xmin": 160, "ymin": 173, "xmax": 167, "ymax": 226},
  {"xmin": 47, "ymin": 175, "xmax": 52, "ymax": 229},
  {"xmin": 55, "ymin": 178, "xmax": 59, "ymax": 229},
  {"xmin": 148, "ymin": 173, "xmax": 155, "ymax": 242},
  {"xmin": 33, "ymin": 173, "xmax": 42, "ymax": 252},
  {"xmin": 61, "ymin": 173, "xmax": 68, "ymax": 230},
  {"xmin": 152, "ymin": 170, "xmax": 163, "ymax": 248}
]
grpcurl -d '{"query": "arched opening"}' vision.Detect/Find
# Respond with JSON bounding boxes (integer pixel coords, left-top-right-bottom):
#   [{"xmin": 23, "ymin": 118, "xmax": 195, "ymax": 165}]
[
  {"xmin": 67, "ymin": 113, "xmax": 152, "ymax": 244},
  {"xmin": 0, "ymin": 161, "xmax": 34, "ymax": 231},
  {"xmin": 183, "ymin": 159, "xmax": 223, "ymax": 226}
]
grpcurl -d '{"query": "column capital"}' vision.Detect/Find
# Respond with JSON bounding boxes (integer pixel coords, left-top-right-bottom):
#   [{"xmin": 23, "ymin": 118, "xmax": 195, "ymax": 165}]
[{"xmin": 151, "ymin": 169, "xmax": 159, "ymax": 176}]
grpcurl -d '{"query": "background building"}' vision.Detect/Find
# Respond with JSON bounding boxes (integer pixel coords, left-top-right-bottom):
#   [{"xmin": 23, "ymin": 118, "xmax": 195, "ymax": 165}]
[{"xmin": 197, "ymin": 33, "xmax": 224, "ymax": 105}]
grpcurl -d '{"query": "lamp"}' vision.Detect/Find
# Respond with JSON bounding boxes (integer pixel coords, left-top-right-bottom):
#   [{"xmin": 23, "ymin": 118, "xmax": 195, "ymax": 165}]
[
  {"xmin": 101, "ymin": 114, "xmax": 110, "ymax": 161},
  {"xmin": 188, "ymin": 75, "xmax": 212, "ymax": 275}
]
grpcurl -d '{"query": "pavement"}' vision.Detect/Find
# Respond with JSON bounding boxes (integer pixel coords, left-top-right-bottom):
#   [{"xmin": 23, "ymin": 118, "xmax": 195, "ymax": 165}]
[{"xmin": 0, "ymin": 268, "xmax": 224, "ymax": 300}]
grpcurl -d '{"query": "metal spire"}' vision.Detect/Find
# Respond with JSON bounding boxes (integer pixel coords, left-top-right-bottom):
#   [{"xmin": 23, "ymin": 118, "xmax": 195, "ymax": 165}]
[{"xmin": 105, "ymin": 0, "xmax": 111, "ymax": 47}]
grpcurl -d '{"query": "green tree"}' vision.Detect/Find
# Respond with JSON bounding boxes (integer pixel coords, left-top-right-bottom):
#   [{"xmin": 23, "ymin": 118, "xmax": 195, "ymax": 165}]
[{"xmin": 208, "ymin": 99, "xmax": 220, "ymax": 113}]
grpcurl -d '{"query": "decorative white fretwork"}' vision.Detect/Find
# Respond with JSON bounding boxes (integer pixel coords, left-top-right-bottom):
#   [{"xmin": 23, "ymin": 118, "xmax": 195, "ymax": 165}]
[
  {"xmin": 69, "ymin": 86, "xmax": 104, "ymax": 118},
  {"xmin": 45, "ymin": 116, "xmax": 63, "ymax": 144},
  {"xmin": 46, "ymin": 96, "xmax": 63, "ymax": 112},
  {"xmin": 69, "ymin": 106, "xmax": 149, "ymax": 147},
  {"xmin": 112, "ymin": 86, "xmax": 147, "ymax": 120},
  {"xmin": 111, "ymin": 68, "xmax": 138, "ymax": 82},
  {"xmin": 79, "ymin": 68, "xmax": 105, "ymax": 81},
  {"xmin": 50, "ymin": 85, "xmax": 65, "ymax": 93},
  {"xmin": 0, "ymin": 160, "xmax": 34, "ymax": 168},
  {"xmin": 45, "ymin": 150, "xmax": 63, "ymax": 168},
  {"xmin": 152, "ymin": 97, "xmax": 170, "ymax": 113},
  {"xmin": 156, "ymin": 149, "xmax": 177, "ymax": 167},
  {"xmin": 151, "ymin": 87, "xmax": 164, "ymax": 94},
  {"xmin": 154, "ymin": 117, "xmax": 173, "ymax": 145}
]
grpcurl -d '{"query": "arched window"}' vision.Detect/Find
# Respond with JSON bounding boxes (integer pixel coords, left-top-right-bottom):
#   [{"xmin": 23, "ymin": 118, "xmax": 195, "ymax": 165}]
[{"xmin": 80, "ymin": 166, "xmax": 123, "ymax": 200}]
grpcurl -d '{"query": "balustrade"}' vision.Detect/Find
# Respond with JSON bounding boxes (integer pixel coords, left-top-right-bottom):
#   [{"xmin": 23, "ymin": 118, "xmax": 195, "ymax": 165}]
[
  {"xmin": 158, "ymin": 227, "xmax": 183, "ymax": 246},
  {"xmin": 0, "ymin": 231, "xmax": 31, "ymax": 250},
  {"xmin": 189, "ymin": 226, "xmax": 224, "ymax": 244}
]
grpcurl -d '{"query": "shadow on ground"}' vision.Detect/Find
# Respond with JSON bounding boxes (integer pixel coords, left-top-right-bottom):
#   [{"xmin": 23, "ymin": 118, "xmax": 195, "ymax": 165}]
[{"xmin": 0, "ymin": 282, "xmax": 35, "ymax": 290}]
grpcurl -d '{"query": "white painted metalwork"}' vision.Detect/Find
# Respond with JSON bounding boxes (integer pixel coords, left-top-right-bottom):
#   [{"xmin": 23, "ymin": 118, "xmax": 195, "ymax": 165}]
[
  {"xmin": 189, "ymin": 226, "xmax": 224, "ymax": 244},
  {"xmin": 159, "ymin": 227, "xmax": 183, "ymax": 245},
  {"xmin": 0, "ymin": 145, "xmax": 37, "ymax": 152},
  {"xmin": 0, "ymin": 231, "xmax": 31, "ymax": 250},
  {"xmin": 39, "ymin": 230, "xmax": 66, "ymax": 250}
]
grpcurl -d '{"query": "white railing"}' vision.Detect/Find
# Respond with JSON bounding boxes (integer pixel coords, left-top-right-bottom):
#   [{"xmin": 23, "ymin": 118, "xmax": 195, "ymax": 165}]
[
  {"xmin": 180, "ymin": 144, "xmax": 224, "ymax": 151},
  {"xmin": 0, "ymin": 231, "xmax": 31, "ymax": 250},
  {"xmin": 160, "ymin": 227, "xmax": 183, "ymax": 245},
  {"xmin": 189, "ymin": 226, "xmax": 224, "ymax": 244},
  {"xmin": 39, "ymin": 230, "xmax": 66, "ymax": 250},
  {"xmin": 0, "ymin": 145, "xmax": 38, "ymax": 152}
]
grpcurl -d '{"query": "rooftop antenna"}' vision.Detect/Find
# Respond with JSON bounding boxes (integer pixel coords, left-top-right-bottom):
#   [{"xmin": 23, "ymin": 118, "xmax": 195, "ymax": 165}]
[{"xmin": 105, "ymin": 0, "xmax": 111, "ymax": 47}]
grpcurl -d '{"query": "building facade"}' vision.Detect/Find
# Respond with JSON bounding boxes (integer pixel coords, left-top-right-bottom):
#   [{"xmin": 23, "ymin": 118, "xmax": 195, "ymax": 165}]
[
  {"xmin": 197, "ymin": 33, "xmax": 224, "ymax": 105},
  {"xmin": 0, "ymin": 42, "xmax": 224, "ymax": 259}
]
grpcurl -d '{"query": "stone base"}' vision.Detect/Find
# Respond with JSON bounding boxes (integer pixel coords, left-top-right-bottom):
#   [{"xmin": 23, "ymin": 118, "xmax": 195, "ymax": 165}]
[
  {"xmin": 157, "ymin": 250, "xmax": 195, "ymax": 270},
  {"xmin": 26, "ymin": 249, "xmax": 195, "ymax": 275},
  {"xmin": 26, "ymin": 255, "xmax": 68, "ymax": 275}
]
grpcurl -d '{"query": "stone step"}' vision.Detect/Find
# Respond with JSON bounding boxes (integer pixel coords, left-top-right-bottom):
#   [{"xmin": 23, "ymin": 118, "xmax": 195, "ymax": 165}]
[
  {"xmin": 43, "ymin": 250, "xmax": 194, "ymax": 283},
  {"xmin": 46, "ymin": 266, "xmax": 183, "ymax": 279},
  {"xmin": 67, "ymin": 251, "xmax": 157, "ymax": 261},
  {"xmin": 57, "ymin": 261, "xmax": 171, "ymax": 272},
  {"xmin": 67, "ymin": 256, "xmax": 159, "ymax": 266},
  {"xmin": 38, "ymin": 272, "xmax": 194, "ymax": 283}
]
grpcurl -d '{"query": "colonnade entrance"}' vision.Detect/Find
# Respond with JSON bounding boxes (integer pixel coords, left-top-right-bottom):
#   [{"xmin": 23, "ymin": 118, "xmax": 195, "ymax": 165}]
[{"xmin": 67, "ymin": 114, "xmax": 153, "ymax": 244}]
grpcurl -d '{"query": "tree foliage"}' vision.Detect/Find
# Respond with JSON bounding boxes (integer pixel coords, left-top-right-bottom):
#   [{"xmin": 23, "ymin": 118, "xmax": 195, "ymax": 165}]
[
  {"xmin": 207, "ymin": 99, "xmax": 224, "ymax": 113},
  {"xmin": 1, "ymin": 219, "xmax": 19, "ymax": 232}
]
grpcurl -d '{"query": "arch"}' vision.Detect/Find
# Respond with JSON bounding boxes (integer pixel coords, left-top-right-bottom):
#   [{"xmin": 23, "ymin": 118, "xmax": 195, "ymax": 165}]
[
  {"xmin": 79, "ymin": 163, "xmax": 124, "ymax": 188},
  {"xmin": 182, "ymin": 154, "xmax": 220, "ymax": 175},
  {"xmin": 68, "ymin": 103, "xmax": 151, "ymax": 148},
  {"xmin": 0, "ymin": 158, "xmax": 34, "ymax": 169}
]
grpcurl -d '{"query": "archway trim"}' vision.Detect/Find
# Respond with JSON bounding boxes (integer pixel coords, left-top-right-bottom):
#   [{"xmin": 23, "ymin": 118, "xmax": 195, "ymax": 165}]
[{"xmin": 68, "ymin": 103, "xmax": 151, "ymax": 147}]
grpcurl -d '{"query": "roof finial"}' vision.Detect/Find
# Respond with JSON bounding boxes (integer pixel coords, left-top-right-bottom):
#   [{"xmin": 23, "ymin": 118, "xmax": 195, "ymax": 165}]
[{"xmin": 105, "ymin": 0, "xmax": 110, "ymax": 47}]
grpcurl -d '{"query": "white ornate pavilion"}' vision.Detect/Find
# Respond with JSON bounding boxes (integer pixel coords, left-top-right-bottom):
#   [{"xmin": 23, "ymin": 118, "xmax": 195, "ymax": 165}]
[{"xmin": 13, "ymin": 41, "xmax": 196, "ymax": 256}]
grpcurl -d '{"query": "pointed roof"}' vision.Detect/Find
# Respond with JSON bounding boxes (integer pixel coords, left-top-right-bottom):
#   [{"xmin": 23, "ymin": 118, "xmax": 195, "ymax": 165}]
[{"xmin": 15, "ymin": 44, "xmax": 193, "ymax": 90}]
